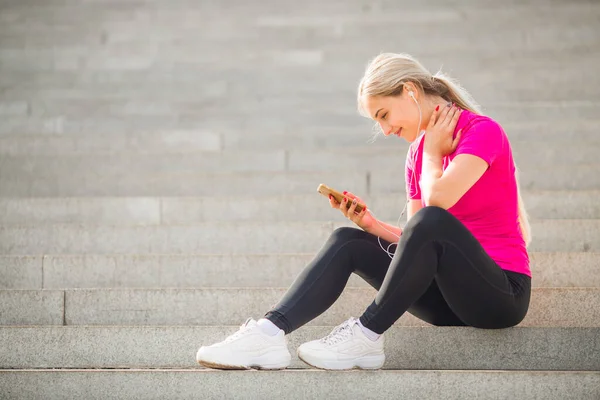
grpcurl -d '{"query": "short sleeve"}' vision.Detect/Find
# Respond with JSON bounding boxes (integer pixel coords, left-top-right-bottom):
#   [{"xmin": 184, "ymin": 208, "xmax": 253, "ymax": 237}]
[
  {"xmin": 405, "ymin": 144, "xmax": 421, "ymax": 200},
  {"xmin": 454, "ymin": 119, "xmax": 506, "ymax": 166}
]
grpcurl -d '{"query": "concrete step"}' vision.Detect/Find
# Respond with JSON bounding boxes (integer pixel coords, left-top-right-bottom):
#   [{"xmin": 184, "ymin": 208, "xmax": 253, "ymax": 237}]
[
  {"xmin": 0, "ymin": 220, "xmax": 598, "ymax": 254},
  {"xmin": 0, "ymin": 96, "xmax": 596, "ymax": 121},
  {"xmin": 0, "ymin": 131, "xmax": 223, "ymax": 154},
  {"xmin": 1, "ymin": 252, "xmax": 596, "ymax": 290},
  {"xmin": 0, "ymin": 141, "xmax": 597, "ymax": 170},
  {"xmin": 1, "ymin": 191, "xmax": 598, "ymax": 226},
  {"xmin": 1, "ymin": 325, "xmax": 599, "ymax": 371},
  {"xmin": 0, "ymin": 170, "xmax": 368, "ymax": 197},
  {"xmin": 1, "ymin": 54, "xmax": 599, "ymax": 104},
  {"xmin": 2, "ymin": 40, "xmax": 596, "ymax": 73},
  {"xmin": 1, "ymin": 165, "xmax": 599, "ymax": 196},
  {"xmin": 1, "ymin": 369, "xmax": 598, "ymax": 400},
  {"xmin": 1, "ymin": 122, "xmax": 600, "ymax": 153},
  {"xmin": 1, "ymin": 57, "xmax": 597, "ymax": 102},
  {"xmin": 1, "ymin": 288, "xmax": 597, "ymax": 327}
]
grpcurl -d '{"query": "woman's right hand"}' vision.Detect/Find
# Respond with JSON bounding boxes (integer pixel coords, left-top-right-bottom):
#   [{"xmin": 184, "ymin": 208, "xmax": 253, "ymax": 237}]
[{"xmin": 328, "ymin": 191, "xmax": 377, "ymax": 232}]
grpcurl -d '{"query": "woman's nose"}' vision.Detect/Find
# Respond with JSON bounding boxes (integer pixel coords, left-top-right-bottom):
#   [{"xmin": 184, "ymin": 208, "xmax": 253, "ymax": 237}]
[{"xmin": 380, "ymin": 122, "xmax": 393, "ymax": 136}]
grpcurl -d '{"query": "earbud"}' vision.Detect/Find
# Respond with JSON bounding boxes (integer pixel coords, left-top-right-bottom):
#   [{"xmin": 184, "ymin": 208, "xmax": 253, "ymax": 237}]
[{"xmin": 408, "ymin": 90, "xmax": 415, "ymax": 99}]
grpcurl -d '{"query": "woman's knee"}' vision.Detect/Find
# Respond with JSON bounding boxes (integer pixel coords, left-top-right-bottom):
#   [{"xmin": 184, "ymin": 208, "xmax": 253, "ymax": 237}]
[
  {"xmin": 330, "ymin": 226, "xmax": 370, "ymax": 243},
  {"xmin": 403, "ymin": 206, "xmax": 452, "ymax": 237}
]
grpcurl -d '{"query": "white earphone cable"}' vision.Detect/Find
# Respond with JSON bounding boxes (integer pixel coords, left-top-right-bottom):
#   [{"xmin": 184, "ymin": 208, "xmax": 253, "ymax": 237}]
[{"xmin": 365, "ymin": 89, "xmax": 424, "ymax": 260}]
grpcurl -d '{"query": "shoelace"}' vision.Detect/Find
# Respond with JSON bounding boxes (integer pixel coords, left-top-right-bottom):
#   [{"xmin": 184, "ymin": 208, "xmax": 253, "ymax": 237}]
[
  {"xmin": 320, "ymin": 318, "xmax": 355, "ymax": 346},
  {"xmin": 222, "ymin": 318, "xmax": 253, "ymax": 344}
]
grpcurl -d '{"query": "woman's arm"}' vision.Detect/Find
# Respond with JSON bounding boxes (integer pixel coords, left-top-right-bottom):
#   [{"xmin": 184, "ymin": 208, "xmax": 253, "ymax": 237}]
[
  {"xmin": 421, "ymin": 153, "xmax": 488, "ymax": 209},
  {"xmin": 365, "ymin": 199, "xmax": 423, "ymax": 243},
  {"xmin": 365, "ymin": 218, "xmax": 402, "ymax": 244},
  {"xmin": 407, "ymin": 199, "xmax": 423, "ymax": 220}
]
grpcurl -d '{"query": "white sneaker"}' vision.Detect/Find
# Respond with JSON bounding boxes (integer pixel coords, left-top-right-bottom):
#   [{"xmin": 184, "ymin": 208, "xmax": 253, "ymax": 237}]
[
  {"xmin": 196, "ymin": 318, "xmax": 291, "ymax": 370},
  {"xmin": 297, "ymin": 317, "xmax": 385, "ymax": 370}
]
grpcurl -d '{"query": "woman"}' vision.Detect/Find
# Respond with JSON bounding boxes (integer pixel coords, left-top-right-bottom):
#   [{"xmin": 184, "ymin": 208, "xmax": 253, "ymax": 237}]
[{"xmin": 196, "ymin": 53, "xmax": 532, "ymax": 371}]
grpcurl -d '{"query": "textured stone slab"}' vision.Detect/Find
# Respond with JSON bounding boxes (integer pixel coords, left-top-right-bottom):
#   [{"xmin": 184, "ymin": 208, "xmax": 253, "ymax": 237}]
[
  {"xmin": 0, "ymin": 101, "xmax": 28, "ymax": 116},
  {"xmin": 0, "ymin": 171, "xmax": 367, "ymax": 196},
  {"xmin": 0, "ymin": 290, "xmax": 63, "ymax": 325},
  {"xmin": 158, "ymin": 190, "xmax": 600, "ymax": 224},
  {"xmin": 35, "ymin": 252, "xmax": 600, "ymax": 289},
  {"xmin": 30, "ymin": 287, "xmax": 597, "ymax": 327},
  {"xmin": 0, "ymin": 152, "xmax": 286, "ymax": 177},
  {"xmin": 0, "ymin": 131, "xmax": 222, "ymax": 155},
  {"xmin": 0, "ymin": 222, "xmax": 335, "ymax": 254},
  {"xmin": 0, "ymin": 256, "xmax": 41, "ymax": 289},
  {"xmin": 1, "ymin": 369, "xmax": 598, "ymax": 400},
  {"xmin": 0, "ymin": 220, "xmax": 598, "ymax": 254},
  {"xmin": 1, "ymin": 165, "xmax": 598, "ymax": 197},
  {"xmin": 1, "ymin": 326, "xmax": 599, "ymax": 371},
  {"xmin": 0, "ymin": 198, "xmax": 161, "ymax": 225}
]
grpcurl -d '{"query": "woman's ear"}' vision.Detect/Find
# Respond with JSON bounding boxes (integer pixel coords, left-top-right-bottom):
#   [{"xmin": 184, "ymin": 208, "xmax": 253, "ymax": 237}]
[{"xmin": 403, "ymin": 82, "xmax": 418, "ymax": 99}]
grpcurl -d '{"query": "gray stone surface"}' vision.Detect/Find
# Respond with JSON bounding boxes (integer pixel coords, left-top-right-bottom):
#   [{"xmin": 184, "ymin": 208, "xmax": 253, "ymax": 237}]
[
  {"xmin": 0, "ymin": 171, "xmax": 368, "ymax": 196},
  {"xmin": 3, "ymin": 98, "xmax": 595, "ymax": 123},
  {"xmin": 1, "ymin": 0, "xmax": 599, "ymax": 395},
  {"xmin": 0, "ymin": 256, "xmax": 41, "ymax": 289},
  {"xmin": 0, "ymin": 142, "xmax": 596, "ymax": 180},
  {"xmin": 0, "ymin": 101, "xmax": 28, "ymax": 116},
  {"xmin": 2, "ymin": 165, "xmax": 599, "ymax": 197},
  {"xmin": 0, "ymin": 222, "xmax": 335, "ymax": 254},
  {"xmin": 1, "ymin": 369, "xmax": 598, "ymax": 400},
  {"xmin": 0, "ymin": 190, "xmax": 597, "ymax": 225},
  {"xmin": 16, "ymin": 287, "xmax": 591, "ymax": 327},
  {"xmin": 0, "ymin": 198, "xmax": 161, "ymax": 225},
  {"xmin": 34, "ymin": 252, "xmax": 600, "ymax": 289},
  {"xmin": 0, "ymin": 290, "xmax": 63, "ymax": 325},
  {"xmin": 159, "ymin": 190, "xmax": 600, "ymax": 223},
  {"xmin": 0, "ymin": 220, "xmax": 599, "ymax": 254},
  {"xmin": 0, "ymin": 152, "xmax": 287, "ymax": 176},
  {"xmin": 0, "ymin": 131, "xmax": 222, "ymax": 155},
  {"xmin": 1, "ymin": 326, "xmax": 599, "ymax": 371}
]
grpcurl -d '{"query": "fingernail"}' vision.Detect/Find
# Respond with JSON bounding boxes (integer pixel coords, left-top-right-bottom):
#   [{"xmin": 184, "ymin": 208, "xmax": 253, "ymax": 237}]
[
  {"xmin": 329, "ymin": 195, "xmax": 333, "ymax": 199},
  {"xmin": 343, "ymin": 198, "xmax": 347, "ymax": 202},
  {"xmin": 352, "ymin": 199, "xmax": 357, "ymax": 204},
  {"xmin": 343, "ymin": 191, "xmax": 347, "ymax": 194},
  {"xmin": 435, "ymin": 105, "xmax": 439, "ymax": 111}
]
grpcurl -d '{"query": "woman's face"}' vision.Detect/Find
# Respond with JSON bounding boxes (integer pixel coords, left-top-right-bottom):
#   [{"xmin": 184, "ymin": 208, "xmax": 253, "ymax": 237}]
[{"xmin": 362, "ymin": 91, "xmax": 421, "ymax": 143}]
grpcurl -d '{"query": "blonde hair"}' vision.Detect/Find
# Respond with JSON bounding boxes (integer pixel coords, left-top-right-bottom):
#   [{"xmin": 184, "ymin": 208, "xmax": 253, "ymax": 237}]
[{"xmin": 358, "ymin": 52, "xmax": 531, "ymax": 246}]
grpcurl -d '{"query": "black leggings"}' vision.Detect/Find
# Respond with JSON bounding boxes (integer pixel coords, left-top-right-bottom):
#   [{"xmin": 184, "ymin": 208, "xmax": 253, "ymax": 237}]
[{"xmin": 265, "ymin": 206, "xmax": 531, "ymax": 334}]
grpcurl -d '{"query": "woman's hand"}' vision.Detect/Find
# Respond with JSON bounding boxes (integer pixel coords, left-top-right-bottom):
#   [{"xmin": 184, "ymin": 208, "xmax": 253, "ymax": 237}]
[
  {"xmin": 423, "ymin": 103, "xmax": 463, "ymax": 158},
  {"xmin": 329, "ymin": 191, "xmax": 376, "ymax": 232}
]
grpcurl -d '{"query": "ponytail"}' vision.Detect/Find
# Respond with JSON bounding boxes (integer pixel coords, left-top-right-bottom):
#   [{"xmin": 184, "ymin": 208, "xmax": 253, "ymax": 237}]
[{"xmin": 431, "ymin": 73, "xmax": 483, "ymax": 115}]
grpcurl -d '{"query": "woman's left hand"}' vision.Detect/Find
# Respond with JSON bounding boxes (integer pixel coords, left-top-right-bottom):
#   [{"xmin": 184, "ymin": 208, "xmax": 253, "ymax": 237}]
[{"xmin": 423, "ymin": 103, "xmax": 462, "ymax": 157}]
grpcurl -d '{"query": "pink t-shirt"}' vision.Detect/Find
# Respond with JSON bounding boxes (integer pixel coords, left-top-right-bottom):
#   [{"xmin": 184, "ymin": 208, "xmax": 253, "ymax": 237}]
[{"xmin": 405, "ymin": 109, "xmax": 530, "ymax": 277}]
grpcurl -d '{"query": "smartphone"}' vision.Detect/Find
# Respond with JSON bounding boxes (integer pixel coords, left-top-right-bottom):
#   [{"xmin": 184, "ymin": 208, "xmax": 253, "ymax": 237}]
[{"xmin": 317, "ymin": 183, "xmax": 365, "ymax": 213}]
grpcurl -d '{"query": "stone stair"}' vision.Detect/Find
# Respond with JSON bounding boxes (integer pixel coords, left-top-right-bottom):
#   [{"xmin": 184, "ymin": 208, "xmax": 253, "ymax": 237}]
[{"xmin": 1, "ymin": 0, "xmax": 599, "ymax": 398}]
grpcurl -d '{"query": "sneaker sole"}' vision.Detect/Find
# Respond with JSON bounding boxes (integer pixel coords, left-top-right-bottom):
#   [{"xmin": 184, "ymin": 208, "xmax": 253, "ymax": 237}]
[
  {"xmin": 197, "ymin": 359, "xmax": 289, "ymax": 371},
  {"xmin": 197, "ymin": 350, "xmax": 292, "ymax": 371},
  {"xmin": 297, "ymin": 351, "xmax": 385, "ymax": 371}
]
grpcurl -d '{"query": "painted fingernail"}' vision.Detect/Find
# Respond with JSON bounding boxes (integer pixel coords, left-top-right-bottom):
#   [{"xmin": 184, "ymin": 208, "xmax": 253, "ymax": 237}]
[
  {"xmin": 343, "ymin": 191, "xmax": 347, "ymax": 194},
  {"xmin": 435, "ymin": 105, "xmax": 439, "ymax": 111},
  {"xmin": 343, "ymin": 198, "xmax": 347, "ymax": 202},
  {"xmin": 329, "ymin": 195, "xmax": 333, "ymax": 199}
]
